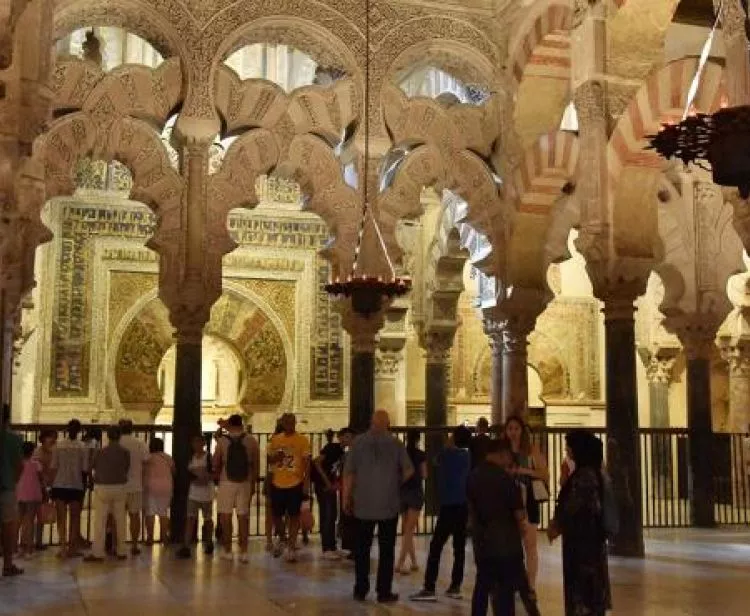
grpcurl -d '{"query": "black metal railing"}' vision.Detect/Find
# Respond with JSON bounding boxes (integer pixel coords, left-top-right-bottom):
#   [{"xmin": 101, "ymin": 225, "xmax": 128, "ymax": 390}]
[{"xmin": 10, "ymin": 423, "xmax": 750, "ymax": 546}]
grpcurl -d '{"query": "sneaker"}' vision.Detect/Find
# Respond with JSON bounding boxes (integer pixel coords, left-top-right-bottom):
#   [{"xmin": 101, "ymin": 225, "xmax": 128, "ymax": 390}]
[
  {"xmin": 220, "ymin": 549, "xmax": 234, "ymax": 562},
  {"xmin": 337, "ymin": 549, "xmax": 351, "ymax": 558},
  {"xmin": 130, "ymin": 546, "xmax": 141, "ymax": 556},
  {"xmin": 285, "ymin": 547, "xmax": 298, "ymax": 563},
  {"xmin": 323, "ymin": 551, "xmax": 340, "ymax": 561},
  {"xmin": 445, "ymin": 586, "xmax": 463, "ymax": 600},
  {"xmin": 272, "ymin": 541, "xmax": 284, "ymax": 558},
  {"xmin": 377, "ymin": 593, "xmax": 399, "ymax": 604},
  {"xmin": 204, "ymin": 541, "xmax": 214, "ymax": 556},
  {"xmin": 239, "ymin": 551, "xmax": 250, "ymax": 564},
  {"xmin": 410, "ymin": 589, "xmax": 437, "ymax": 602},
  {"xmin": 176, "ymin": 546, "xmax": 192, "ymax": 560}
]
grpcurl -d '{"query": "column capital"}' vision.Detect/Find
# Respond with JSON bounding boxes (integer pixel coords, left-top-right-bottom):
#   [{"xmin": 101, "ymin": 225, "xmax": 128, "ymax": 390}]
[
  {"xmin": 374, "ymin": 350, "xmax": 402, "ymax": 378},
  {"xmin": 338, "ymin": 299, "xmax": 388, "ymax": 354},
  {"xmin": 420, "ymin": 330, "xmax": 455, "ymax": 365},
  {"xmin": 664, "ymin": 313, "xmax": 724, "ymax": 361},
  {"xmin": 645, "ymin": 349, "xmax": 679, "ymax": 385},
  {"xmin": 721, "ymin": 340, "xmax": 750, "ymax": 377}
]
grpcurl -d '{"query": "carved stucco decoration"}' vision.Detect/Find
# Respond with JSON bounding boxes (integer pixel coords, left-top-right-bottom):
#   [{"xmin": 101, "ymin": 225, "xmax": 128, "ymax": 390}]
[{"xmin": 656, "ymin": 172, "xmax": 745, "ymax": 357}]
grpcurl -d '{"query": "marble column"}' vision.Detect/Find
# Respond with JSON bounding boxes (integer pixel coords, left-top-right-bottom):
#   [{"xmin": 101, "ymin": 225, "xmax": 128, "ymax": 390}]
[
  {"xmin": 489, "ymin": 334, "xmax": 504, "ymax": 426},
  {"xmin": 502, "ymin": 326, "xmax": 530, "ymax": 421},
  {"xmin": 723, "ymin": 341, "xmax": 750, "ymax": 433},
  {"xmin": 374, "ymin": 350, "xmax": 405, "ymax": 426},
  {"xmin": 340, "ymin": 305, "xmax": 388, "ymax": 433},
  {"xmin": 422, "ymin": 331, "xmax": 454, "ymax": 514},
  {"xmin": 683, "ymin": 336, "xmax": 717, "ymax": 528},
  {"xmin": 350, "ymin": 334, "xmax": 376, "ymax": 434},
  {"xmin": 170, "ymin": 323, "xmax": 204, "ymax": 544},
  {"xmin": 603, "ymin": 297, "xmax": 645, "ymax": 557},
  {"xmin": 645, "ymin": 350, "xmax": 678, "ymax": 498}
]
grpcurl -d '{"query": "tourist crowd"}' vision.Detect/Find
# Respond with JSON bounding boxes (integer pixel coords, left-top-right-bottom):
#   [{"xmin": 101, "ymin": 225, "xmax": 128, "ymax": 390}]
[{"xmin": 0, "ymin": 404, "xmax": 615, "ymax": 615}]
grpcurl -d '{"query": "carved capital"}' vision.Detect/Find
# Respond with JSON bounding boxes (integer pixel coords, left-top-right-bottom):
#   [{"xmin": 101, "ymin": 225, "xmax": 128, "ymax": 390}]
[
  {"xmin": 573, "ymin": 80, "xmax": 606, "ymax": 129},
  {"xmin": 721, "ymin": 340, "xmax": 750, "ymax": 377},
  {"xmin": 375, "ymin": 350, "xmax": 402, "ymax": 377},
  {"xmin": 338, "ymin": 299, "xmax": 388, "ymax": 354},
  {"xmin": 665, "ymin": 314, "xmax": 721, "ymax": 361},
  {"xmin": 421, "ymin": 330, "xmax": 455, "ymax": 365},
  {"xmin": 645, "ymin": 348, "xmax": 680, "ymax": 385}
]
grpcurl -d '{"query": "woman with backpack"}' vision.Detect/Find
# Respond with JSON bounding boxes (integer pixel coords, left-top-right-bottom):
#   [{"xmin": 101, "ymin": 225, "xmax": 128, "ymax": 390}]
[
  {"xmin": 547, "ymin": 430, "xmax": 612, "ymax": 616},
  {"xmin": 212, "ymin": 415, "xmax": 259, "ymax": 563}
]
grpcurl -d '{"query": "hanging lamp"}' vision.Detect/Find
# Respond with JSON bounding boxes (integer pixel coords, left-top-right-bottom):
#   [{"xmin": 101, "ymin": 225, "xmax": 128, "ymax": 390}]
[
  {"xmin": 324, "ymin": 0, "xmax": 411, "ymax": 315},
  {"xmin": 647, "ymin": 1, "xmax": 750, "ymax": 197}
]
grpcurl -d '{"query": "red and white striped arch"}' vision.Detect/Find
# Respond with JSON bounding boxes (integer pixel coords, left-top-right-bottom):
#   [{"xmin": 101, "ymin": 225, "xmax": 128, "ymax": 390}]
[
  {"xmin": 515, "ymin": 131, "xmax": 579, "ymax": 215},
  {"xmin": 508, "ymin": 0, "xmax": 573, "ymax": 88},
  {"xmin": 607, "ymin": 57, "xmax": 726, "ymax": 186}
]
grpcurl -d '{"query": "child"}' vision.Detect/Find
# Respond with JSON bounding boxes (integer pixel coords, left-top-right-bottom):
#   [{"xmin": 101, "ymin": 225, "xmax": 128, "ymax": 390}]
[
  {"xmin": 177, "ymin": 435, "xmax": 215, "ymax": 559},
  {"xmin": 143, "ymin": 438, "xmax": 174, "ymax": 545},
  {"xmin": 16, "ymin": 442, "xmax": 43, "ymax": 558}
]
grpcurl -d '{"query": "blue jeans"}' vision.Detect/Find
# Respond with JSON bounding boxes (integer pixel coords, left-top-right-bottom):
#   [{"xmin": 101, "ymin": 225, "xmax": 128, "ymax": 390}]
[{"xmin": 315, "ymin": 488, "xmax": 338, "ymax": 552}]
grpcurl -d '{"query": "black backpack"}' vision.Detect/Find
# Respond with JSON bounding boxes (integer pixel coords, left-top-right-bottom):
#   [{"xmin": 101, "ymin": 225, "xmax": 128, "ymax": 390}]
[{"xmin": 225, "ymin": 434, "xmax": 250, "ymax": 482}]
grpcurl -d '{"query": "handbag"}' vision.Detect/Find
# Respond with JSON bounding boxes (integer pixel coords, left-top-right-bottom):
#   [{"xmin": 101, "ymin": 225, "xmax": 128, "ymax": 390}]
[
  {"xmin": 530, "ymin": 455, "xmax": 550, "ymax": 502},
  {"xmin": 38, "ymin": 501, "xmax": 56, "ymax": 525},
  {"xmin": 531, "ymin": 478, "xmax": 550, "ymax": 502}
]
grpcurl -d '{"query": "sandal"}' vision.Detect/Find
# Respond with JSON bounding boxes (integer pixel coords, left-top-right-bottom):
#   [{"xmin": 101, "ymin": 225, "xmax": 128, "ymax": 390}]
[{"xmin": 2, "ymin": 565, "xmax": 25, "ymax": 577}]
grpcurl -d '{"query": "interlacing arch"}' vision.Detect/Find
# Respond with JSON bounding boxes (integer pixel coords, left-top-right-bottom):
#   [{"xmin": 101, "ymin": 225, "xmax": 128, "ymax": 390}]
[
  {"xmin": 607, "ymin": 57, "xmax": 726, "ymax": 188},
  {"xmin": 515, "ymin": 131, "xmax": 579, "ymax": 215},
  {"xmin": 210, "ymin": 65, "xmax": 362, "ymax": 277},
  {"xmin": 376, "ymin": 83, "xmax": 504, "ymax": 275},
  {"xmin": 508, "ymin": 0, "xmax": 573, "ymax": 89}
]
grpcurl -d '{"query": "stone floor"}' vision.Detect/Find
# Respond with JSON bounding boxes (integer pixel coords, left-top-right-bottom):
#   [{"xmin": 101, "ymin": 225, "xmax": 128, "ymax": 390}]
[{"xmin": 1, "ymin": 529, "xmax": 749, "ymax": 615}]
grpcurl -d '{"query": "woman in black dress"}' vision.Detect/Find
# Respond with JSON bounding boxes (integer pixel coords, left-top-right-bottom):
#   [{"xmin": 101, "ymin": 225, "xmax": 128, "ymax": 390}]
[
  {"xmin": 548, "ymin": 430, "xmax": 612, "ymax": 616},
  {"xmin": 396, "ymin": 429, "xmax": 427, "ymax": 574}
]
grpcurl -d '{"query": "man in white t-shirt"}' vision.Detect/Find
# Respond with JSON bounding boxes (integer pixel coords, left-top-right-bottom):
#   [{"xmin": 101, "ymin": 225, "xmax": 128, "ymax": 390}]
[{"xmin": 118, "ymin": 419, "xmax": 149, "ymax": 555}]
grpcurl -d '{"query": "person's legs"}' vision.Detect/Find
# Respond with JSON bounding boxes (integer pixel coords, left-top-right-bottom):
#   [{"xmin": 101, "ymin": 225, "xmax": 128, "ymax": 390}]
[
  {"xmin": 112, "ymin": 489, "xmax": 127, "ymax": 557},
  {"xmin": 286, "ymin": 486, "xmax": 303, "ymax": 553},
  {"xmin": 219, "ymin": 513, "xmax": 233, "ymax": 553},
  {"xmin": 471, "ymin": 558, "xmax": 496, "ymax": 616},
  {"xmin": 375, "ymin": 518, "xmax": 398, "ymax": 599},
  {"xmin": 201, "ymin": 504, "xmax": 214, "ymax": 552},
  {"xmin": 237, "ymin": 515, "xmax": 249, "ymax": 554},
  {"xmin": 523, "ymin": 524, "xmax": 539, "ymax": 590},
  {"xmin": 353, "ymin": 518, "xmax": 376, "ymax": 598},
  {"xmin": 55, "ymin": 500, "xmax": 68, "ymax": 557},
  {"xmin": 145, "ymin": 514, "xmax": 156, "ymax": 545},
  {"xmin": 423, "ymin": 508, "xmax": 453, "ymax": 592},
  {"xmin": 159, "ymin": 515, "xmax": 170, "ymax": 543},
  {"xmin": 127, "ymin": 492, "xmax": 143, "ymax": 554},
  {"xmin": 1, "ymin": 491, "xmax": 21, "ymax": 574},
  {"xmin": 449, "ymin": 505, "xmax": 468, "ymax": 591},
  {"xmin": 18, "ymin": 503, "xmax": 36, "ymax": 555},
  {"xmin": 318, "ymin": 490, "xmax": 337, "ymax": 553},
  {"xmin": 90, "ymin": 488, "xmax": 108, "ymax": 559},
  {"xmin": 491, "ymin": 556, "xmax": 520, "ymax": 616},
  {"xmin": 68, "ymin": 499, "xmax": 83, "ymax": 555}
]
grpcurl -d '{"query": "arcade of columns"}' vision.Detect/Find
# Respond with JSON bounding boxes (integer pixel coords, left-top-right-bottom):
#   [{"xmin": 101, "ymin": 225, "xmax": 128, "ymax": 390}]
[{"xmin": 4, "ymin": 0, "xmax": 750, "ymax": 554}]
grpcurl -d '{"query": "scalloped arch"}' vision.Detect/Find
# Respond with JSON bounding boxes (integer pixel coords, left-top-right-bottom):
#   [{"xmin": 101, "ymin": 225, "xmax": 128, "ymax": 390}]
[{"xmin": 53, "ymin": 0, "xmax": 187, "ymax": 60}]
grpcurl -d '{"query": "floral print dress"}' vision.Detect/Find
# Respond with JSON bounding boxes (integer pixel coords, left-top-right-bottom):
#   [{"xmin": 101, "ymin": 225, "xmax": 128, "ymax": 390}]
[{"xmin": 553, "ymin": 466, "xmax": 612, "ymax": 616}]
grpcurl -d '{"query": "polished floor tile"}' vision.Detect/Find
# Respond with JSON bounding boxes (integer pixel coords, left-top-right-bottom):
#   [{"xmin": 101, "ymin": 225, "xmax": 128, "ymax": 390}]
[{"xmin": 1, "ymin": 529, "xmax": 749, "ymax": 615}]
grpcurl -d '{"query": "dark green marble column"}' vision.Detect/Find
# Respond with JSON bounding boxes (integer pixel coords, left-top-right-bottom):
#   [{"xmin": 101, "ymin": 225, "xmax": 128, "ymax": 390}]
[
  {"xmin": 603, "ymin": 299, "xmax": 644, "ymax": 558},
  {"xmin": 685, "ymin": 348, "xmax": 715, "ymax": 528},
  {"xmin": 171, "ymin": 334, "xmax": 203, "ymax": 544},
  {"xmin": 424, "ymin": 334, "xmax": 452, "ymax": 514},
  {"xmin": 350, "ymin": 349, "xmax": 375, "ymax": 434}
]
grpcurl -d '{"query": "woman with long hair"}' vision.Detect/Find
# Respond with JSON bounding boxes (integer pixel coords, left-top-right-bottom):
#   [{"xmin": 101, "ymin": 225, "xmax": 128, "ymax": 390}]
[
  {"xmin": 396, "ymin": 429, "xmax": 427, "ymax": 574},
  {"xmin": 547, "ymin": 430, "xmax": 612, "ymax": 615},
  {"xmin": 504, "ymin": 415, "xmax": 549, "ymax": 591}
]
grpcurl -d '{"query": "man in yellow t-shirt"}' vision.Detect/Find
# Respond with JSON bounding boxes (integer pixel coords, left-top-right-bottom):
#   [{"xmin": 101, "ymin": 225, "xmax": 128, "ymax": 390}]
[{"xmin": 268, "ymin": 413, "xmax": 310, "ymax": 562}]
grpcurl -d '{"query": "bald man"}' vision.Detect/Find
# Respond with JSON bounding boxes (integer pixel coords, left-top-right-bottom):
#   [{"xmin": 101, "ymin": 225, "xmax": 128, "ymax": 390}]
[{"xmin": 343, "ymin": 410, "xmax": 414, "ymax": 603}]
